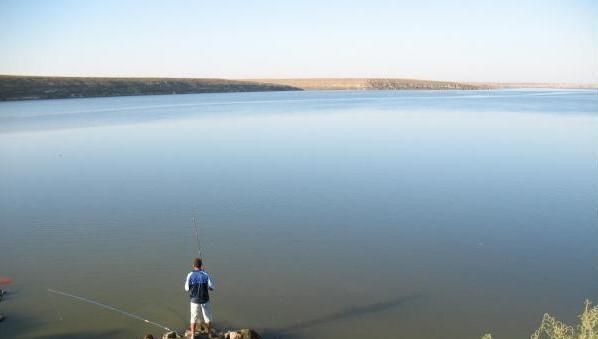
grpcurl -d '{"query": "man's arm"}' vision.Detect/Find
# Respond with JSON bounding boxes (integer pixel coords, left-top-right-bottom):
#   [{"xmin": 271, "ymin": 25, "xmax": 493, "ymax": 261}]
[
  {"xmin": 184, "ymin": 272, "xmax": 192, "ymax": 291},
  {"xmin": 207, "ymin": 274, "xmax": 215, "ymax": 291}
]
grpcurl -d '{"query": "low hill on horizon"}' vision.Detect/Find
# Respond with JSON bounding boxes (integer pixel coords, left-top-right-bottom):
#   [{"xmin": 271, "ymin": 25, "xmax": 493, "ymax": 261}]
[
  {"xmin": 0, "ymin": 75, "xmax": 300, "ymax": 101},
  {"xmin": 253, "ymin": 77, "xmax": 486, "ymax": 90},
  {"xmin": 254, "ymin": 78, "xmax": 598, "ymax": 90}
]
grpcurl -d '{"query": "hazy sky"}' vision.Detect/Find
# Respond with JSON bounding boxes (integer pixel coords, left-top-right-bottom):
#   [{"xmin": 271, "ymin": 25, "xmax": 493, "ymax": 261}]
[{"xmin": 0, "ymin": 0, "xmax": 596, "ymax": 83}]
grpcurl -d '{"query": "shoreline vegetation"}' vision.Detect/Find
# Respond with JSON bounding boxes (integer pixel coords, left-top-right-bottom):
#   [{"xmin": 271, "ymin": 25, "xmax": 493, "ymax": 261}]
[
  {"xmin": 482, "ymin": 300, "xmax": 598, "ymax": 339},
  {"xmin": 1, "ymin": 75, "xmax": 596, "ymax": 102}
]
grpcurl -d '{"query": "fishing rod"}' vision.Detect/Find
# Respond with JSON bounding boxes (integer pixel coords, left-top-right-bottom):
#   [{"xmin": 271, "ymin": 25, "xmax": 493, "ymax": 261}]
[
  {"xmin": 47, "ymin": 288, "xmax": 178, "ymax": 334},
  {"xmin": 192, "ymin": 216, "xmax": 202, "ymax": 258}
]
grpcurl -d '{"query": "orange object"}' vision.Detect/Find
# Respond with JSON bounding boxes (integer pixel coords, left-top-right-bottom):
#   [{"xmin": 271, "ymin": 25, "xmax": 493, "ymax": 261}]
[{"xmin": 0, "ymin": 277, "xmax": 12, "ymax": 285}]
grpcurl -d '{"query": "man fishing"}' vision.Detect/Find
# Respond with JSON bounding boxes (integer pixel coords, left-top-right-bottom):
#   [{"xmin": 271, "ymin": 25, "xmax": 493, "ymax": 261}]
[{"xmin": 184, "ymin": 258, "xmax": 215, "ymax": 338}]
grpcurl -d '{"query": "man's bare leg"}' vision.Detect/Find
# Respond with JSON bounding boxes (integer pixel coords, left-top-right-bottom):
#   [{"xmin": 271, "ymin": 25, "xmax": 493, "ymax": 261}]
[
  {"xmin": 190, "ymin": 322, "xmax": 196, "ymax": 337},
  {"xmin": 207, "ymin": 322, "xmax": 217, "ymax": 338}
]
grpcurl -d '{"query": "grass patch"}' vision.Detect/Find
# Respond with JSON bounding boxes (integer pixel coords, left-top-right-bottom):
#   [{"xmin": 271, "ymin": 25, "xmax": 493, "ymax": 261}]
[{"xmin": 483, "ymin": 300, "xmax": 598, "ymax": 339}]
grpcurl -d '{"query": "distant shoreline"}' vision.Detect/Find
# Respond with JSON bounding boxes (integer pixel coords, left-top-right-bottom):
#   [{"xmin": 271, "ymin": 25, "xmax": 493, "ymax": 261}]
[
  {"xmin": 248, "ymin": 78, "xmax": 485, "ymax": 91},
  {"xmin": 1, "ymin": 75, "xmax": 595, "ymax": 101},
  {"xmin": 253, "ymin": 78, "xmax": 598, "ymax": 90},
  {"xmin": 0, "ymin": 75, "xmax": 300, "ymax": 102}
]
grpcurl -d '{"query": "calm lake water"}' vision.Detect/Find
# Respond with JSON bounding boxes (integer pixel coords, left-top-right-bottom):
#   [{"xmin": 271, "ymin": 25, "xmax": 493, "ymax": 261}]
[{"xmin": 0, "ymin": 90, "xmax": 597, "ymax": 339}]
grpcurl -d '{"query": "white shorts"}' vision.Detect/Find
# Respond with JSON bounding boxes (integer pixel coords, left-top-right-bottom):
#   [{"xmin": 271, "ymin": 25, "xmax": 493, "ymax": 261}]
[{"xmin": 190, "ymin": 302, "xmax": 212, "ymax": 324}]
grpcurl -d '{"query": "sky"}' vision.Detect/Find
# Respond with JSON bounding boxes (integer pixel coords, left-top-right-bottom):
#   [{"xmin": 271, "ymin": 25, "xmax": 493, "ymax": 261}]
[{"xmin": 0, "ymin": 0, "xmax": 596, "ymax": 83}]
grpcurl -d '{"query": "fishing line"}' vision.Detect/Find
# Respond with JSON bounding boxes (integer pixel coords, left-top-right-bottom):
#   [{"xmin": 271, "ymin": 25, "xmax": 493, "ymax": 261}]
[
  {"xmin": 47, "ymin": 288, "xmax": 176, "ymax": 333},
  {"xmin": 192, "ymin": 216, "xmax": 202, "ymax": 258}
]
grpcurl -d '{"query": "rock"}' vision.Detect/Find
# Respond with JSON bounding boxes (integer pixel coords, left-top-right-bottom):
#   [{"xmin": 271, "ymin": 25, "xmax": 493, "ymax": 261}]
[
  {"xmin": 224, "ymin": 329, "xmax": 261, "ymax": 339},
  {"xmin": 199, "ymin": 323, "xmax": 211, "ymax": 333},
  {"xmin": 184, "ymin": 330, "xmax": 205, "ymax": 338},
  {"xmin": 224, "ymin": 332, "xmax": 241, "ymax": 339},
  {"xmin": 170, "ymin": 327, "xmax": 260, "ymax": 339},
  {"xmin": 184, "ymin": 323, "xmax": 211, "ymax": 337}
]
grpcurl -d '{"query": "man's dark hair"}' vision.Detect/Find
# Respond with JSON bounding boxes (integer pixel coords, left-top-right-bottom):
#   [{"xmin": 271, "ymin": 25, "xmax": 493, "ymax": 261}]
[
  {"xmin": 144, "ymin": 334, "xmax": 154, "ymax": 339},
  {"xmin": 193, "ymin": 257, "xmax": 202, "ymax": 268}
]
